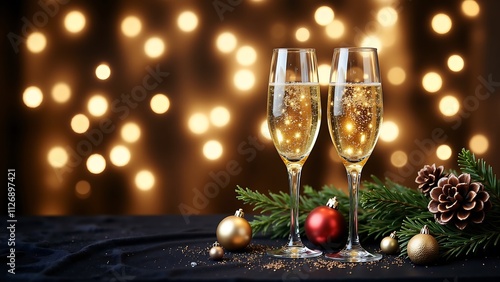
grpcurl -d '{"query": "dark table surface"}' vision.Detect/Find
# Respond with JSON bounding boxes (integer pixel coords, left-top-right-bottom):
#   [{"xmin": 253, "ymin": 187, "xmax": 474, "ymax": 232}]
[{"xmin": 2, "ymin": 215, "xmax": 499, "ymax": 281}]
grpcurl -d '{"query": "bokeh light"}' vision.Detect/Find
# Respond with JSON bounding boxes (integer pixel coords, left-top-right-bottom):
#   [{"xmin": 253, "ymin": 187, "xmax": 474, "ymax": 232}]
[
  {"xmin": 469, "ymin": 134, "xmax": 489, "ymax": 154},
  {"xmin": 377, "ymin": 7, "xmax": 398, "ymax": 27},
  {"xmin": 390, "ymin": 150, "xmax": 408, "ymax": 167},
  {"xmin": 439, "ymin": 95, "xmax": 460, "ymax": 116},
  {"xmin": 260, "ymin": 120, "xmax": 271, "ymax": 140},
  {"xmin": 203, "ymin": 140, "xmax": 223, "ymax": 160},
  {"xmin": 13, "ymin": 0, "xmax": 500, "ymax": 217},
  {"xmin": 233, "ymin": 69, "xmax": 255, "ymax": 91},
  {"xmin": 210, "ymin": 106, "xmax": 230, "ymax": 127},
  {"xmin": 121, "ymin": 16, "xmax": 142, "ymax": 37},
  {"xmin": 23, "ymin": 86, "xmax": 43, "ymax": 108},
  {"xmin": 26, "ymin": 32, "xmax": 46, "ymax": 53},
  {"xmin": 177, "ymin": 11, "xmax": 198, "ymax": 32},
  {"xmin": 318, "ymin": 64, "xmax": 330, "ymax": 86},
  {"xmin": 216, "ymin": 32, "xmax": 237, "ymax": 53},
  {"xmin": 422, "ymin": 72, "xmax": 442, "ymax": 93},
  {"xmin": 387, "ymin": 67, "xmax": 406, "ymax": 85},
  {"xmin": 95, "ymin": 63, "xmax": 111, "ymax": 80},
  {"xmin": 236, "ymin": 46, "xmax": 257, "ymax": 66},
  {"xmin": 188, "ymin": 113, "xmax": 209, "ymax": 134},
  {"xmin": 144, "ymin": 37, "xmax": 165, "ymax": 58},
  {"xmin": 75, "ymin": 180, "xmax": 91, "ymax": 199},
  {"xmin": 51, "ymin": 82, "xmax": 71, "ymax": 103},
  {"xmin": 360, "ymin": 35, "xmax": 382, "ymax": 51},
  {"xmin": 86, "ymin": 154, "xmax": 106, "ymax": 174},
  {"xmin": 109, "ymin": 145, "xmax": 131, "ymax": 167},
  {"xmin": 64, "ymin": 11, "xmax": 86, "ymax": 33},
  {"xmin": 135, "ymin": 170, "xmax": 155, "ymax": 191},
  {"xmin": 121, "ymin": 122, "xmax": 141, "ymax": 143},
  {"xmin": 295, "ymin": 27, "xmax": 310, "ymax": 42},
  {"xmin": 71, "ymin": 113, "xmax": 90, "ymax": 134},
  {"xmin": 87, "ymin": 95, "xmax": 108, "ymax": 117},
  {"xmin": 431, "ymin": 13, "xmax": 452, "ymax": 34},
  {"xmin": 325, "ymin": 20, "xmax": 344, "ymax": 39},
  {"xmin": 462, "ymin": 0, "xmax": 480, "ymax": 17},
  {"xmin": 379, "ymin": 121, "xmax": 399, "ymax": 142},
  {"xmin": 436, "ymin": 145, "xmax": 452, "ymax": 160},
  {"xmin": 314, "ymin": 6, "xmax": 334, "ymax": 26},
  {"xmin": 47, "ymin": 146, "xmax": 69, "ymax": 168},
  {"xmin": 150, "ymin": 94, "xmax": 170, "ymax": 114},
  {"xmin": 447, "ymin": 54, "xmax": 465, "ymax": 72}
]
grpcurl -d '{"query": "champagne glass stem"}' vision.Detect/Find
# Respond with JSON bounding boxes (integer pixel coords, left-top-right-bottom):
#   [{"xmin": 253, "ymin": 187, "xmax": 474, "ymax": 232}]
[
  {"xmin": 287, "ymin": 163, "xmax": 303, "ymax": 247},
  {"xmin": 325, "ymin": 164, "xmax": 382, "ymax": 261},
  {"xmin": 267, "ymin": 161, "xmax": 321, "ymax": 258},
  {"xmin": 346, "ymin": 166, "xmax": 362, "ymax": 250}
]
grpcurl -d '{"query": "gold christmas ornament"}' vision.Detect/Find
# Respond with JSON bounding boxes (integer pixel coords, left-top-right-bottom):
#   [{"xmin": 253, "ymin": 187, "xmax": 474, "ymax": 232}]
[
  {"xmin": 380, "ymin": 231, "xmax": 399, "ymax": 255},
  {"xmin": 216, "ymin": 208, "xmax": 252, "ymax": 251},
  {"xmin": 407, "ymin": 225, "xmax": 439, "ymax": 265},
  {"xmin": 209, "ymin": 241, "xmax": 224, "ymax": 260}
]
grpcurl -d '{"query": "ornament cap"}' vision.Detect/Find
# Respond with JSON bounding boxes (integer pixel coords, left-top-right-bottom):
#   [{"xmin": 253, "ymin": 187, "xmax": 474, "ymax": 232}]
[
  {"xmin": 212, "ymin": 241, "xmax": 221, "ymax": 247},
  {"xmin": 234, "ymin": 208, "xmax": 244, "ymax": 218},
  {"xmin": 326, "ymin": 197, "xmax": 339, "ymax": 209},
  {"xmin": 389, "ymin": 231, "xmax": 397, "ymax": 239},
  {"xmin": 420, "ymin": 225, "xmax": 430, "ymax": 235}
]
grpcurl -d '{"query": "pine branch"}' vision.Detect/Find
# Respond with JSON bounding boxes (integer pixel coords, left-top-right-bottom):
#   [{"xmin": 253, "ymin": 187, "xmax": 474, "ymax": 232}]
[
  {"xmin": 398, "ymin": 216, "xmax": 500, "ymax": 260},
  {"xmin": 235, "ymin": 186, "xmax": 289, "ymax": 238},
  {"xmin": 302, "ymin": 185, "xmax": 349, "ymax": 215},
  {"xmin": 235, "ymin": 185, "xmax": 348, "ymax": 238},
  {"xmin": 359, "ymin": 176, "xmax": 430, "ymax": 240},
  {"xmin": 457, "ymin": 148, "xmax": 500, "ymax": 231},
  {"xmin": 458, "ymin": 148, "xmax": 500, "ymax": 199}
]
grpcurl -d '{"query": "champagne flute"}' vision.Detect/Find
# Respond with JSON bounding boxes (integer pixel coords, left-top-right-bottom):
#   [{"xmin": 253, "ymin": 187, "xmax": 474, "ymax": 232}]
[
  {"xmin": 325, "ymin": 47, "xmax": 383, "ymax": 262},
  {"xmin": 266, "ymin": 48, "xmax": 322, "ymax": 258}
]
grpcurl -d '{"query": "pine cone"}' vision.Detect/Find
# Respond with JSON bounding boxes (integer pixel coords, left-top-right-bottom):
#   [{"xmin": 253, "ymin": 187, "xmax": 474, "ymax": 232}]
[
  {"xmin": 415, "ymin": 164, "xmax": 445, "ymax": 195},
  {"xmin": 428, "ymin": 173, "xmax": 492, "ymax": 230}
]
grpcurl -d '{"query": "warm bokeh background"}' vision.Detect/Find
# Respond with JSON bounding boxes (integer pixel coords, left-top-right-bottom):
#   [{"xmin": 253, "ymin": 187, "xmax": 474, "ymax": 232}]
[{"xmin": 3, "ymin": 0, "xmax": 500, "ymax": 216}]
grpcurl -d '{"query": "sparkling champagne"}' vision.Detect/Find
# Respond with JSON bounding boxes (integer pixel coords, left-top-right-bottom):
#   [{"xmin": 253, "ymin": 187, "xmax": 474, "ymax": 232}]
[
  {"xmin": 328, "ymin": 83, "xmax": 383, "ymax": 166},
  {"xmin": 268, "ymin": 83, "xmax": 321, "ymax": 165}
]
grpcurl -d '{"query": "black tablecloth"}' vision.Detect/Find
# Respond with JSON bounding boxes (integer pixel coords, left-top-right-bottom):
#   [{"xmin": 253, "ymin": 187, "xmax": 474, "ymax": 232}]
[{"xmin": 2, "ymin": 215, "xmax": 499, "ymax": 281}]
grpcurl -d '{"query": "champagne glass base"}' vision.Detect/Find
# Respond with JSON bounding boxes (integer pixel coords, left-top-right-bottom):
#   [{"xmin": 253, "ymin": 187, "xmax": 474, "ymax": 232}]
[
  {"xmin": 325, "ymin": 247, "xmax": 382, "ymax": 262},
  {"xmin": 267, "ymin": 246, "xmax": 322, "ymax": 259}
]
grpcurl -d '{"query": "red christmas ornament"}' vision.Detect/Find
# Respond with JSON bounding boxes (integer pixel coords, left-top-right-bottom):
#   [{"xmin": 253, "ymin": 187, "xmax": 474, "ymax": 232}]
[{"xmin": 305, "ymin": 197, "xmax": 347, "ymax": 249}]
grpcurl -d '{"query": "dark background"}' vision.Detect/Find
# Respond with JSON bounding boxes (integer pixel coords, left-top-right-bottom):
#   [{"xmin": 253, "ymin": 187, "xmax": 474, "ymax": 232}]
[{"xmin": 2, "ymin": 0, "xmax": 500, "ymax": 216}]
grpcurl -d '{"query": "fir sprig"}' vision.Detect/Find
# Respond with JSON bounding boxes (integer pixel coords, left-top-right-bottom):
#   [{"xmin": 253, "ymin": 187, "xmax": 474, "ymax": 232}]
[
  {"xmin": 458, "ymin": 148, "xmax": 500, "ymax": 198},
  {"xmin": 235, "ymin": 187, "xmax": 290, "ymax": 238},
  {"xmin": 359, "ymin": 176, "xmax": 431, "ymax": 239},
  {"xmin": 235, "ymin": 149, "xmax": 500, "ymax": 260},
  {"xmin": 235, "ymin": 185, "xmax": 348, "ymax": 238},
  {"xmin": 398, "ymin": 216, "xmax": 500, "ymax": 260}
]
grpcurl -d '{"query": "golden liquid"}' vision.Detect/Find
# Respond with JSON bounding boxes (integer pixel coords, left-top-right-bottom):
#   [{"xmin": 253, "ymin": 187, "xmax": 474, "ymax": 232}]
[
  {"xmin": 328, "ymin": 83, "xmax": 383, "ymax": 166},
  {"xmin": 268, "ymin": 83, "xmax": 321, "ymax": 165}
]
